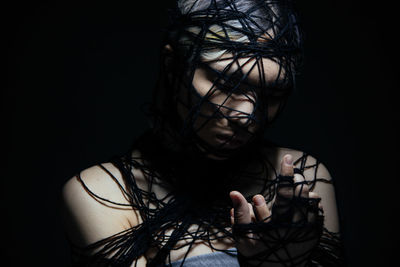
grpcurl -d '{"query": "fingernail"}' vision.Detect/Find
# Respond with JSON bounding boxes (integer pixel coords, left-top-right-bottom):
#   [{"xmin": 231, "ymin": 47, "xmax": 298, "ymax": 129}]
[
  {"xmin": 253, "ymin": 195, "xmax": 264, "ymax": 206},
  {"xmin": 285, "ymin": 155, "xmax": 293, "ymax": 165}
]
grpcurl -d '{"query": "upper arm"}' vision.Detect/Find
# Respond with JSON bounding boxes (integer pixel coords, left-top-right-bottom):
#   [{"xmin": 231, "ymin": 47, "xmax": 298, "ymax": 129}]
[
  {"xmin": 61, "ymin": 163, "xmax": 142, "ymax": 249},
  {"xmin": 300, "ymin": 155, "xmax": 340, "ymax": 233},
  {"xmin": 277, "ymin": 148, "xmax": 340, "ymax": 233}
]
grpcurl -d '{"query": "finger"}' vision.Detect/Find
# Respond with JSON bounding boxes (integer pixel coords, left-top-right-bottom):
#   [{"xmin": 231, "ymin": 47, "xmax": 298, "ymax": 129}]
[
  {"xmin": 292, "ymin": 174, "xmax": 310, "ymax": 223},
  {"xmin": 274, "ymin": 154, "xmax": 294, "ymax": 213},
  {"xmin": 280, "ymin": 154, "xmax": 294, "ymax": 177},
  {"xmin": 276, "ymin": 154, "xmax": 294, "ymax": 200},
  {"xmin": 294, "ymin": 173, "xmax": 309, "ymax": 198},
  {"xmin": 230, "ymin": 208, "xmax": 234, "ymax": 225},
  {"xmin": 230, "ymin": 191, "xmax": 251, "ymax": 224},
  {"xmin": 252, "ymin": 194, "xmax": 271, "ymax": 222},
  {"xmin": 248, "ymin": 203, "xmax": 256, "ymax": 222}
]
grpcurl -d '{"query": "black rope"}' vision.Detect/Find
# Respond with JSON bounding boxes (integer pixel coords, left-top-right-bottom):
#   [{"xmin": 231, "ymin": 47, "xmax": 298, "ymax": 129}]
[{"xmin": 68, "ymin": 1, "xmax": 345, "ymax": 266}]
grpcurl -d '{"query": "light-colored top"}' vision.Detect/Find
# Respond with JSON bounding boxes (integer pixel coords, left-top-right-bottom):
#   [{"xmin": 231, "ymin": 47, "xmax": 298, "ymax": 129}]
[{"xmin": 167, "ymin": 248, "xmax": 239, "ymax": 267}]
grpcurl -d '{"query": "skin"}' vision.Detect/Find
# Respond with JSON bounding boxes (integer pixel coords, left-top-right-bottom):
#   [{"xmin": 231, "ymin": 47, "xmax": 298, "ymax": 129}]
[
  {"xmin": 61, "ymin": 45, "xmax": 340, "ymax": 266},
  {"xmin": 176, "ymin": 53, "xmax": 332, "ymax": 265},
  {"xmin": 230, "ymin": 155, "xmax": 324, "ymax": 267},
  {"xmin": 177, "ymin": 53, "xmax": 286, "ymax": 150}
]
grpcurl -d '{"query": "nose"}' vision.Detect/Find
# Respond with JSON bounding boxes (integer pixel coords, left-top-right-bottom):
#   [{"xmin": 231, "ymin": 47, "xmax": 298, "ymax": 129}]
[{"xmin": 222, "ymin": 94, "xmax": 255, "ymax": 127}]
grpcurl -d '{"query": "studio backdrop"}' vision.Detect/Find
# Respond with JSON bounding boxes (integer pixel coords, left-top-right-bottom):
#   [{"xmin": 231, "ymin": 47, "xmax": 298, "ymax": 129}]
[{"xmin": 4, "ymin": 1, "xmax": 398, "ymax": 266}]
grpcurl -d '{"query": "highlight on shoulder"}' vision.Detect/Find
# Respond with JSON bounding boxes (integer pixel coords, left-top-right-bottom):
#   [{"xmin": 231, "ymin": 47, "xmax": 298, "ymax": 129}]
[{"xmin": 60, "ymin": 163, "xmax": 141, "ymax": 247}]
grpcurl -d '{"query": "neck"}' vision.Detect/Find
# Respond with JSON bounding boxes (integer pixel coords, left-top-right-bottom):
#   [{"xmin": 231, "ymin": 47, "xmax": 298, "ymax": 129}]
[{"xmin": 137, "ymin": 129, "xmax": 269, "ymax": 199}]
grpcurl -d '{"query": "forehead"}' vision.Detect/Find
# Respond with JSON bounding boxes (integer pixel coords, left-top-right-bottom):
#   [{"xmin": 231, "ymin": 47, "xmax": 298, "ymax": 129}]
[{"xmin": 204, "ymin": 55, "xmax": 285, "ymax": 87}]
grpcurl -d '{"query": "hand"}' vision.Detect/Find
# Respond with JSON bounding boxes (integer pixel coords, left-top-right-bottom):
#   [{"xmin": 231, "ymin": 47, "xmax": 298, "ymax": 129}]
[{"xmin": 229, "ymin": 154, "xmax": 323, "ymax": 266}]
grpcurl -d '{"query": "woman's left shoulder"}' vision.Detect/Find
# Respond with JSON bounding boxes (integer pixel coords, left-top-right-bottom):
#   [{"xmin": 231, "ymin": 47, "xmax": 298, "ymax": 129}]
[
  {"xmin": 273, "ymin": 146, "xmax": 340, "ymax": 232},
  {"xmin": 270, "ymin": 146, "xmax": 333, "ymax": 183}
]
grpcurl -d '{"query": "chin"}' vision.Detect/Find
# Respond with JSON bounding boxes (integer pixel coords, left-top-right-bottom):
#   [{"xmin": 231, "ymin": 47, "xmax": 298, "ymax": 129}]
[{"xmin": 195, "ymin": 136, "xmax": 251, "ymax": 161}]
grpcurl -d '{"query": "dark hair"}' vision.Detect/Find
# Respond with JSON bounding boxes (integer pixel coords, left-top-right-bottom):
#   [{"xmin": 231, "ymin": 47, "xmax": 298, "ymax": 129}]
[{"xmin": 149, "ymin": 0, "xmax": 303, "ymax": 156}]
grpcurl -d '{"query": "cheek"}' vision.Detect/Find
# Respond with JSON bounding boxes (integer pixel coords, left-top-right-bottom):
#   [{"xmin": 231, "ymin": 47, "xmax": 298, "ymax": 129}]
[{"xmin": 192, "ymin": 69, "xmax": 214, "ymax": 97}]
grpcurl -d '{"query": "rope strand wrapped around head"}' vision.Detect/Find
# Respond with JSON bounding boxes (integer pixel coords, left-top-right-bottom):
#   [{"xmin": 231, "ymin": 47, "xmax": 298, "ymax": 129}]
[{"xmin": 150, "ymin": 0, "xmax": 303, "ymax": 159}]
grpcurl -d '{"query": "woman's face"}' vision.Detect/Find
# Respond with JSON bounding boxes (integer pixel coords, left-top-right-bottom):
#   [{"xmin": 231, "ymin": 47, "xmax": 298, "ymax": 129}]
[{"xmin": 177, "ymin": 54, "xmax": 289, "ymax": 154}]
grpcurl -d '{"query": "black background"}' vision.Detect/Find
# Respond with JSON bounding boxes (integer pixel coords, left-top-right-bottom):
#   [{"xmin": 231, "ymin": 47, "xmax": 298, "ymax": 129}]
[{"xmin": 3, "ymin": 0, "xmax": 398, "ymax": 266}]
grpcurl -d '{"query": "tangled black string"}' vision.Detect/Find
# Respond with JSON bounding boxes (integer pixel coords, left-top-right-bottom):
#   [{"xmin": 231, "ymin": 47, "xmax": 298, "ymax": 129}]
[
  {"xmin": 70, "ymin": 133, "xmax": 344, "ymax": 266},
  {"xmin": 150, "ymin": 0, "xmax": 303, "ymax": 159},
  {"xmin": 68, "ymin": 0, "xmax": 345, "ymax": 266}
]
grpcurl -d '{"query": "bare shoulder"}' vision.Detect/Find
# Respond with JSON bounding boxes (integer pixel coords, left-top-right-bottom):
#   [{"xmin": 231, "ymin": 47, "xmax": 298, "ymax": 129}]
[
  {"xmin": 61, "ymin": 161, "xmax": 142, "ymax": 247},
  {"xmin": 273, "ymin": 147, "xmax": 333, "ymax": 182},
  {"xmin": 270, "ymin": 146, "xmax": 340, "ymax": 233}
]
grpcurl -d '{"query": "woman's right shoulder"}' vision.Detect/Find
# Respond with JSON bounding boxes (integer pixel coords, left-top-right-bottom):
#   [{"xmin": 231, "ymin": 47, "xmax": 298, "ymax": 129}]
[
  {"xmin": 61, "ymin": 161, "xmax": 143, "ymax": 247},
  {"xmin": 63, "ymin": 162, "xmax": 129, "ymax": 203}
]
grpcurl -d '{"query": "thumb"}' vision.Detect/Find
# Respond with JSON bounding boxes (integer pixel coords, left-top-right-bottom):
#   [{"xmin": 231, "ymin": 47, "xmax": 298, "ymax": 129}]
[
  {"xmin": 230, "ymin": 191, "xmax": 251, "ymax": 224},
  {"xmin": 280, "ymin": 154, "xmax": 294, "ymax": 177}
]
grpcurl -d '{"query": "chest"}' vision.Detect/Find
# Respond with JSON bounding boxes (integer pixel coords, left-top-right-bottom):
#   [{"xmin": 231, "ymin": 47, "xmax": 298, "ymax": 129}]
[{"xmin": 128, "ymin": 151, "xmax": 279, "ymax": 263}]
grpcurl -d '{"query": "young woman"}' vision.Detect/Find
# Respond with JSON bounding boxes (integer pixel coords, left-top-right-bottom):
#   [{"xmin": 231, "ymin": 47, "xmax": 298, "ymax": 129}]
[{"xmin": 62, "ymin": 0, "xmax": 345, "ymax": 266}]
